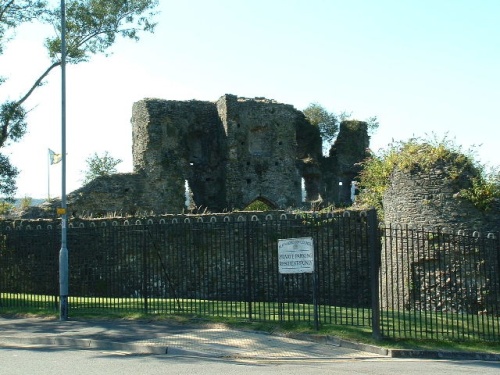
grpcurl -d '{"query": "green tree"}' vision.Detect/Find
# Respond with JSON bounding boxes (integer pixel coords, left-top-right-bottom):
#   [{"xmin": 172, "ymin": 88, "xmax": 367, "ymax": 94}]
[
  {"xmin": 303, "ymin": 103, "xmax": 379, "ymax": 154},
  {"xmin": 82, "ymin": 151, "xmax": 122, "ymax": 185},
  {"xmin": 0, "ymin": 153, "xmax": 17, "ymax": 198},
  {"xmin": 0, "ymin": 0, "xmax": 158, "ymax": 199},
  {"xmin": 0, "ymin": 1, "xmax": 47, "ymax": 54},
  {"xmin": 365, "ymin": 115, "xmax": 380, "ymax": 135},
  {"xmin": 303, "ymin": 103, "xmax": 339, "ymax": 153}
]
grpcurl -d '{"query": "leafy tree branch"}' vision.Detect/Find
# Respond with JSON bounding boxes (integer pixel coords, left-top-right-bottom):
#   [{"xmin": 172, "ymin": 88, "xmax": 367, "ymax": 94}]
[{"xmin": 0, "ymin": 0, "xmax": 159, "ymax": 199}]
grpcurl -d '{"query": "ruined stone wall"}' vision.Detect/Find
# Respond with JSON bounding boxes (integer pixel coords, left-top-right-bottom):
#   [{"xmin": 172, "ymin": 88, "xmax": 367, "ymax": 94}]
[
  {"xmin": 379, "ymin": 225, "xmax": 500, "ymax": 315},
  {"xmin": 381, "ymin": 163, "xmax": 500, "ymax": 314},
  {"xmin": 28, "ymin": 94, "xmax": 369, "ymax": 217},
  {"xmin": 129, "ymin": 95, "xmax": 370, "ymax": 213},
  {"xmin": 66, "ymin": 173, "xmax": 148, "ymax": 216},
  {"xmin": 216, "ymin": 94, "xmax": 306, "ymax": 209},
  {"xmin": 325, "ymin": 120, "xmax": 370, "ymax": 205},
  {"xmin": 131, "ymin": 98, "xmax": 227, "ymax": 213},
  {"xmin": 383, "ymin": 164, "xmax": 500, "ymax": 232},
  {"xmin": 129, "ymin": 94, "xmax": 325, "ymax": 212}
]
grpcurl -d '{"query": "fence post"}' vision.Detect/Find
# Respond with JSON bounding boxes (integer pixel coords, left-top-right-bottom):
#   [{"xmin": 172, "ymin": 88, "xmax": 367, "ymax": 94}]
[
  {"xmin": 496, "ymin": 232, "xmax": 500, "ymax": 320},
  {"xmin": 245, "ymin": 220, "xmax": 253, "ymax": 320},
  {"xmin": 367, "ymin": 209, "xmax": 381, "ymax": 340},
  {"xmin": 142, "ymin": 228, "xmax": 149, "ymax": 314}
]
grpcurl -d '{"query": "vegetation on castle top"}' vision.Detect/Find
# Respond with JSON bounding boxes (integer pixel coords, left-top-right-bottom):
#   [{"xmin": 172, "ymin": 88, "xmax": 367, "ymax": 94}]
[
  {"xmin": 457, "ymin": 171, "xmax": 500, "ymax": 211},
  {"xmin": 356, "ymin": 136, "xmax": 500, "ymax": 214},
  {"xmin": 303, "ymin": 103, "xmax": 340, "ymax": 148},
  {"xmin": 302, "ymin": 103, "xmax": 379, "ymax": 156}
]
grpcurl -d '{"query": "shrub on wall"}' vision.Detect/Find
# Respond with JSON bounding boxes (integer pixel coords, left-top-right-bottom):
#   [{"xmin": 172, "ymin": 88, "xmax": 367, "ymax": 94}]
[
  {"xmin": 457, "ymin": 171, "xmax": 500, "ymax": 211},
  {"xmin": 355, "ymin": 135, "xmax": 500, "ymax": 216}
]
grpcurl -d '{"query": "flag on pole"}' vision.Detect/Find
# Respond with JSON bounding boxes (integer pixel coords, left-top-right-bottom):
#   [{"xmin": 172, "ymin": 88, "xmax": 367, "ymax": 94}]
[{"xmin": 49, "ymin": 148, "xmax": 62, "ymax": 165}]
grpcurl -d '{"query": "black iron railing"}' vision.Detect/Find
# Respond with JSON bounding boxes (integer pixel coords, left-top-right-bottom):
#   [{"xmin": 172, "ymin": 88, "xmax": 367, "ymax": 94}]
[{"xmin": 1, "ymin": 210, "xmax": 499, "ymax": 342}]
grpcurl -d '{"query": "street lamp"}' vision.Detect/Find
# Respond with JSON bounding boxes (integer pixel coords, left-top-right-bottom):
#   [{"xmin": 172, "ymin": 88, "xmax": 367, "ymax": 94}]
[{"xmin": 59, "ymin": 0, "xmax": 69, "ymax": 321}]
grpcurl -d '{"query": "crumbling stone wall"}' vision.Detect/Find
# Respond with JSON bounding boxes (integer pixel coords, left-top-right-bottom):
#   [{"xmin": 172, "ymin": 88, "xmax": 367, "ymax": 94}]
[
  {"xmin": 66, "ymin": 173, "xmax": 148, "ymax": 216},
  {"xmin": 131, "ymin": 98, "xmax": 227, "ymax": 212},
  {"xmin": 216, "ymin": 95, "xmax": 300, "ymax": 208},
  {"xmin": 381, "ymin": 162, "xmax": 500, "ymax": 315},
  {"xmin": 383, "ymin": 163, "xmax": 500, "ymax": 232},
  {"xmin": 324, "ymin": 120, "xmax": 370, "ymax": 205},
  {"xmin": 130, "ymin": 94, "xmax": 319, "ymax": 212},
  {"xmin": 34, "ymin": 94, "xmax": 369, "ymax": 217}
]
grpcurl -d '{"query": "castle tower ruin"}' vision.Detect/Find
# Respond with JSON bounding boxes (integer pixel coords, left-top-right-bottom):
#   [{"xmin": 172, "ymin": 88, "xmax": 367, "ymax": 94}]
[
  {"xmin": 130, "ymin": 94, "xmax": 323, "ymax": 212},
  {"xmin": 45, "ymin": 94, "xmax": 369, "ymax": 217}
]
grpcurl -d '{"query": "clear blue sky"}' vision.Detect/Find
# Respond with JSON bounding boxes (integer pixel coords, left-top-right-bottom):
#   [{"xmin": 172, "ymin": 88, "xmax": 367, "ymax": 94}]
[{"xmin": 1, "ymin": 0, "xmax": 499, "ymax": 199}]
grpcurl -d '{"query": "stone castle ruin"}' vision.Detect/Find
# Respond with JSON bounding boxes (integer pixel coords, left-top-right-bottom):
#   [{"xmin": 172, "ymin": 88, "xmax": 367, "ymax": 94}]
[
  {"xmin": 381, "ymin": 161, "xmax": 500, "ymax": 316},
  {"xmin": 58, "ymin": 94, "xmax": 369, "ymax": 216},
  {"xmin": 15, "ymin": 94, "xmax": 500, "ymax": 318},
  {"xmin": 383, "ymin": 162, "xmax": 500, "ymax": 232}
]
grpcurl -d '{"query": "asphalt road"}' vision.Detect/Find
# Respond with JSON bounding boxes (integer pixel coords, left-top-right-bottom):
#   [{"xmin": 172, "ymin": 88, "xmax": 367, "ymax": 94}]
[{"xmin": 1, "ymin": 346, "xmax": 500, "ymax": 375}]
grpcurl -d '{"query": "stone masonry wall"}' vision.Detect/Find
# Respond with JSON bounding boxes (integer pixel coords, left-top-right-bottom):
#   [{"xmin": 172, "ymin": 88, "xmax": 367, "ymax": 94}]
[
  {"xmin": 131, "ymin": 98, "xmax": 227, "ymax": 212},
  {"xmin": 216, "ymin": 94, "xmax": 307, "ymax": 209},
  {"xmin": 27, "ymin": 94, "xmax": 369, "ymax": 217},
  {"xmin": 325, "ymin": 120, "xmax": 370, "ymax": 205},
  {"xmin": 381, "ymin": 163, "xmax": 500, "ymax": 315},
  {"xmin": 383, "ymin": 164, "xmax": 500, "ymax": 232}
]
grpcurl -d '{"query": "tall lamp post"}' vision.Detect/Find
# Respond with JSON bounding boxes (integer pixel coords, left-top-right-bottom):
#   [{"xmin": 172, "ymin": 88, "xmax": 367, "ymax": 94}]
[{"xmin": 59, "ymin": 0, "xmax": 69, "ymax": 321}]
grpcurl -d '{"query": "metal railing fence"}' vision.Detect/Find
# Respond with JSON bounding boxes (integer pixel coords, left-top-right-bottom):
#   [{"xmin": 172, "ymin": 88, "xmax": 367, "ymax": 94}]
[
  {"xmin": 1, "ymin": 211, "xmax": 499, "ymax": 342},
  {"xmin": 0, "ymin": 211, "xmax": 376, "ymax": 328}
]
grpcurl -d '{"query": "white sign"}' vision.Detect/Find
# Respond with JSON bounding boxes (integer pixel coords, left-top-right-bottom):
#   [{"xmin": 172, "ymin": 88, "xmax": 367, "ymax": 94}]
[{"xmin": 278, "ymin": 237, "xmax": 314, "ymax": 274}]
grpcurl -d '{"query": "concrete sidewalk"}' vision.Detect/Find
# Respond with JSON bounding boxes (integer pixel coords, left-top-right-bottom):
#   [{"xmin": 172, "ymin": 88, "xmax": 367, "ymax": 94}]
[
  {"xmin": 0, "ymin": 317, "xmax": 385, "ymax": 359},
  {"xmin": 1, "ymin": 317, "xmax": 499, "ymax": 361}
]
